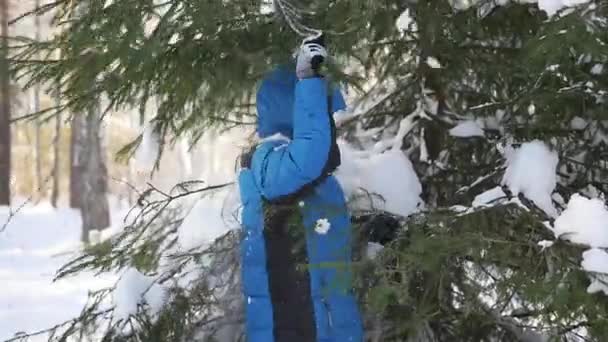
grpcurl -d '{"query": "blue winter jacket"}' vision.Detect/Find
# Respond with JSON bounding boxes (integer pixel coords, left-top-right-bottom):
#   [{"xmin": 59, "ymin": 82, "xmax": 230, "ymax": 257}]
[{"xmin": 238, "ymin": 67, "xmax": 363, "ymax": 342}]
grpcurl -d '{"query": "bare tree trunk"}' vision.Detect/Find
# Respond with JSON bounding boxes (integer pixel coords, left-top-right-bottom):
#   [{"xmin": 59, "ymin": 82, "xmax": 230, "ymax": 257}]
[
  {"xmin": 51, "ymin": 44, "xmax": 62, "ymax": 207},
  {"xmin": 0, "ymin": 0, "xmax": 11, "ymax": 205},
  {"xmin": 50, "ymin": 95, "xmax": 61, "ymax": 207},
  {"xmin": 80, "ymin": 102, "xmax": 110, "ymax": 243},
  {"xmin": 34, "ymin": 0, "xmax": 42, "ymax": 198},
  {"xmin": 69, "ymin": 113, "xmax": 85, "ymax": 208},
  {"xmin": 68, "ymin": 1, "xmax": 109, "ymax": 242}
]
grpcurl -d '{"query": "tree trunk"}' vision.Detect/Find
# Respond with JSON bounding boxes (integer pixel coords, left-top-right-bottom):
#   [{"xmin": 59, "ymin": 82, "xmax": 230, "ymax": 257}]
[
  {"xmin": 80, "ymin": 102, "xmax": 110, "ymax": 243},
  {"xmin": 0, "ymin": 0, "xmax": 11, "ymax": 205},
  {"xmin": 69, "ymin": 113, "xmax": 85, "ymax": 208},
  {"xmin": 34, "ymin": 0, "xmax": 42, "ymax": 198},
  {"xmin": 51, "ymin": 97, "xmax": 61, "ymax": 207},
  {"xmin": 51, "ymin": 44, "xmax": 62, "ymax": 207}
]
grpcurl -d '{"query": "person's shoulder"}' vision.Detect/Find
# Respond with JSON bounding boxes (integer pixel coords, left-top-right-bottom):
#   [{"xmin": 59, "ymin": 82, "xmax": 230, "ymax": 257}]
[{"xmin": 244, "ymin": 133, "xmax": 291, "ymax": 169}]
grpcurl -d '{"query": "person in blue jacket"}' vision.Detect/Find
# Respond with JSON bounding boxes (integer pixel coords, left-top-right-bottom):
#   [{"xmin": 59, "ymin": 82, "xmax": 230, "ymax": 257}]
[{"xmin": 238, "ymin": 35, "xmax": 364, "ymax": 342}]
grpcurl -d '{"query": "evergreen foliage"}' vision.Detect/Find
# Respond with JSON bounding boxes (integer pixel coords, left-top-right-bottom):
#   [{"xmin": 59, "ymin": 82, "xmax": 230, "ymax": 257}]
[{"xmin": 8, "ymin": 0, "xmax": 608, "ymax": 341}]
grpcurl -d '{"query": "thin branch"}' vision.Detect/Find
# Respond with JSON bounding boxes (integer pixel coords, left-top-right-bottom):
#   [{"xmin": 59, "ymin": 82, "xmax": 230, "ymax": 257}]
[{"xmin": 8, "ymin": 0, "xmax": 68, "ymax": 26}]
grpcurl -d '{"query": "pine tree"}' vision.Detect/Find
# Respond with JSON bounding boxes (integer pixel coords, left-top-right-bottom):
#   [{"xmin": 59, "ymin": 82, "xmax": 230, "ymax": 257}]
[
  {"xmin": 8, "ymin": 0, "xmax": 608, "ymax": 341},
  {"xmin": 0, "ymin": 0, "xmax": 11, "ymax": 205}
]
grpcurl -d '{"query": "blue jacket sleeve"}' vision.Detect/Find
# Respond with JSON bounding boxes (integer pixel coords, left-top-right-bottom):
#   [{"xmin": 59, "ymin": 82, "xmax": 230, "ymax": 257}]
[{"xmin": 252, "ymin": 78, "xmax": 333, "ymax": 200}]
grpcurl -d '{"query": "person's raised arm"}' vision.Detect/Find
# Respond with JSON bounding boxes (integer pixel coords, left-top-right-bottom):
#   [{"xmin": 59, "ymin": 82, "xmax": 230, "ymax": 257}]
[{"xmin": 252, "ymin": 35, "xmax": 343, "ymax": 200}]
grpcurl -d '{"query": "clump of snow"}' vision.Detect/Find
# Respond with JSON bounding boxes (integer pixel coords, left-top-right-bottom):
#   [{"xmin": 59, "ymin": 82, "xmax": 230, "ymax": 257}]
[
  {"xmin": 537, "ymin": 0, "xmax": 590, "ymax": 16},
  {"xmin": 396, "ymin": 9, "xmax": 413, "ymax": 33},
  {"xmin": 426, "ymin": 56, "xmax": 441, "ymax": 69},
  {"xmin": 553, "ymin": 194, "xmax": 608, "ymax": 248},
  {"xmin": 527, "ymin": 103, "xmax": 536, "ymax": 115},
  {"xmin": 177, "ymin": 186, "xmax": 240, "ymax": 251},
  {"xmin": 581, "ymin": 248, "xmax": 608, "ymax": 295},
  {"xmin": 420, "ymin": 129, "xmax": 429, "ymax": 162},
  {"xmin": 334, "ymin": 141, "xmax": 365, "ymax": 200},
  {"xmin": 363, "ymin": 149, "xmax": 422, "ymax": 216},
  {"xmin": 391, "ymin": 111, "xmax": 420, "ymax": 150},
  {"xmin": 587, "ymin": 278, "xmax": 608, "ymax": 296},
  {"xmin": 335, "ymin": 142, "xmax": 422, "ymax": 217},
  {"xmin": 113, "ymin": 268, "xmax": 166, "ymax": 322},
  {"xmin": 591, "ymin": 64, "xmax": 604, "ymax": 75},
  {"xmin": 366, "ymin": 242, "xmax": 384, "ymax": 259},
  {"xmin": 538, "ymin": 240, "xmax": 554, "ymax": 250},
  {"xmin": 501, "ymin": 141, "xmax": 558, "ymax": 217},
  {"xmin": 450, "ymin": 121, "xmax": 485, "ymax": 138},
  {"xmin": 260, "ymin": 0, "xmax": 274, "ymax": 14},
  {"xmin": 473, "ymin": 186, "xmax": 507, "ymax": 207},
  {"xmin": 570, "ymin": 116, "xmax": 587, "ymax": 130},
  {"xmin": 449, "ymin": 0, "xmax": 478, "ymax": 11},
  {"xmin": 581, "ymin": 248, "xmax": 608, "ymax": 273},
  {"xmin": 314, "ymin": 218, "xmax": 331, "ymax": 235}
]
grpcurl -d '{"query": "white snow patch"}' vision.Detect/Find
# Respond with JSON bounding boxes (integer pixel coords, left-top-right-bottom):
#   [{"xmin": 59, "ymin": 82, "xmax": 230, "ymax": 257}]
[
  {"xmin": 0, "ymin": 202, "xmax": 124, "ymax": 341},
  {"xmin": 314, "ymin": 218, "xmax": 331, "ymax": 235},
  {"xmin": 527, "ymin": 103, "xmax": 536, "ymax": 115},
  {"xmin": 450, "ymin": 0, "xmax": 476, "ymax": 11},
  {"xmin": 366, "ymin": 242, "xmax": 385, "ymax": 260},
  {"xmin": 581, "ymin": 248, "xmax": 608, "ymax": 295},
  {"xmin": 450, "ymin": 121, "xmax": 485, "ymax": 138},
  {"xmin": 570, "ymin": 116, "xmax": 587, "ymax": 130},
  {"xmin": 260, "ymin": 0, "xmax": 274, "ymax": 14},
  {"xmin": 177, "ymin": 185, "xmax": 240, "ymax": 251},
  {"xmin": 591, "ymin": 64, "xmax": 604, "ymax": 75},
  {"xmin": 554, "ymin": 194, "xmax": 608, "ymax": 248},
  {"xmin": 538, "ymin": 240, "xmax": 554, "ymax": 250},
  {"xmin": 582, "ymin": 248, "xmax": 608, "ymax": 274},
  {"xmin": 587, "ymin": 278, "xmax": 608, "ymax": 295},
  {"xmin": 113, "ymin": 268, "xmax": 166, "ymax": 322},
  {"xmin": 426, "ymin": 56, "xmax": 442, "ymax": 69},
  {"xmin": 501, "ymin": 141, "xmax": 558, "ymax": 217},
  {"xmin": 396, "ymin": 9, "xmax": 413, "ymax": 32},
  {"xmin": 473, "ymin": 186, "xmax": 507, "ymax": 207},
  {"xmin": 336, "ymin": 142, "xmax": 422, "ymax": 217},
  {"xmin": 537, "ymin": 0, "xmax": 590, "ymax": 16},
  {"xmin": 260, "ymin": 132, "xmax": 290, "ymax": 144}
]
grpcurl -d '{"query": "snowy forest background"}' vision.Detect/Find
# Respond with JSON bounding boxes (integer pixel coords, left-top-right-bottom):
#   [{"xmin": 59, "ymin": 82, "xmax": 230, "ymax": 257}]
[{"xmin": 0, "ymin": 0, "xmax": 607, "ymax": 341}]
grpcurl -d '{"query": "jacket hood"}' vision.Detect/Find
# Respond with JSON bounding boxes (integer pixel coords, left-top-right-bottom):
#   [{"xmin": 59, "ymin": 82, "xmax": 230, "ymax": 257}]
[
  {"xmin": 256, "ymin": 66, "xmax": 298, "ymax": 138},
  {"xmin": 256, "ymin": 66, "xmax": 346, "ymax": 138}
]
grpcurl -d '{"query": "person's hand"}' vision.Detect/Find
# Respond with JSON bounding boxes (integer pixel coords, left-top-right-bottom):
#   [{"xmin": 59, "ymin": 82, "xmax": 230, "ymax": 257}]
[{"xmin": 296, "ymin": 33, "xmax": 327, "ymax": 79}]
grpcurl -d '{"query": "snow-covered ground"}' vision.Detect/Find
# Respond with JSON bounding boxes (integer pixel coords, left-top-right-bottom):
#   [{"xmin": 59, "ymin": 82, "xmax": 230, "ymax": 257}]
[{"xmin": 0, "ymin": 200, "xmax": 127, "ymax": 342}]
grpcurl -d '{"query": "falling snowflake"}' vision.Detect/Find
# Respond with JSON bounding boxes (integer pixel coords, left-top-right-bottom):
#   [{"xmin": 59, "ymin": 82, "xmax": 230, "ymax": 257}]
[{"xmin": 314, "ymin": 218, "xmax": 331, "ymax": 235}]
